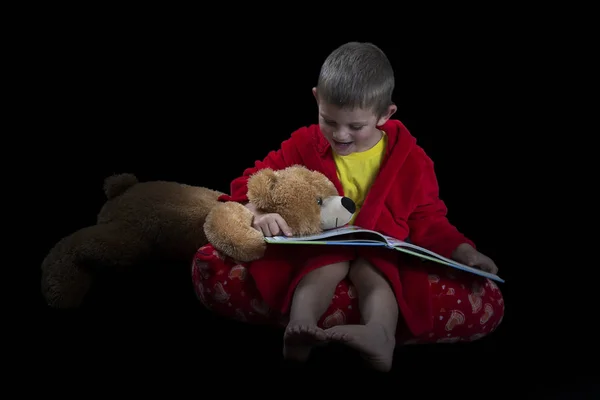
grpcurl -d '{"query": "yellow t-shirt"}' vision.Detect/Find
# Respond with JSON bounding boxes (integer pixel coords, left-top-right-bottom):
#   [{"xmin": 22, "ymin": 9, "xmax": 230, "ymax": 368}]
[{"xmin": 333, "ymin": 131, "xmax": 387, "ymax": 224}]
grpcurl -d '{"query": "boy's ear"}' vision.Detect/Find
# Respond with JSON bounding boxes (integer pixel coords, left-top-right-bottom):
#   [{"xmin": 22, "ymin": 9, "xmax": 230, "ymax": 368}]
[
  {"xmin": 377, "ymin": 104, "xmax": 397, "ymax": 126},
  {"xmin": 312, "ymin": 87, "xmax": 318, "ymax": 101}
]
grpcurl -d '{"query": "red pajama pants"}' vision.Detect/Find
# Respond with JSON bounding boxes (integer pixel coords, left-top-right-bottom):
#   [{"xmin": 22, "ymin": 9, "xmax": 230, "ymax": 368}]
[{"xmin": 191, "ymin": 244, "xmax": 504, "ymax": 345}]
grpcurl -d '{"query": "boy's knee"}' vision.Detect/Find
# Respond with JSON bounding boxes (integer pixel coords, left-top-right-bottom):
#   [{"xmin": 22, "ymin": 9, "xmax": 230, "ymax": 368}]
[
  {"xmin": 348, "ymin": 257, "xmax": 379, "ymax": 282},
  {"xmin": 303, "ymin": 261, "xmax": 350, "ymax": 285},
  {"xmin": 322, "ymin": 261, "xmax": 351, "ymax": 282}
]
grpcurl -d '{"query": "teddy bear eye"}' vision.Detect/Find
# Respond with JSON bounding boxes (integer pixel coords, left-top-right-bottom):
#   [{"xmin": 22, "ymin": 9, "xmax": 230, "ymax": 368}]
[{"xmin": 317, "ymin": 197, "xmax": 323, "ymax": 206}]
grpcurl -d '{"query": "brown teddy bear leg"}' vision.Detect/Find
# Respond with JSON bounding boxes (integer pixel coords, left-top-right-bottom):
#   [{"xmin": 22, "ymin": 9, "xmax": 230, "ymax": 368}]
[{"xmin": 41, "ymin": 221, "xmax": 152, "ymax": 309}]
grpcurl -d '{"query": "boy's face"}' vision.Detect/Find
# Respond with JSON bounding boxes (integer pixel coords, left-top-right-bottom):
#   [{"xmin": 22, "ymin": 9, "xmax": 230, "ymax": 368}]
[{"xmin": 313, "ymin": 88, "xmax": 396, "ymax": 156}]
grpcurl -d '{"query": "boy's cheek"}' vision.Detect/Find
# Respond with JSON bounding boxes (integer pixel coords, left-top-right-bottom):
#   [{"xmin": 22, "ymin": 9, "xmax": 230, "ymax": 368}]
[{"xmin": 319, "ymin": 124, "xmax": 333, "ymax": 137}]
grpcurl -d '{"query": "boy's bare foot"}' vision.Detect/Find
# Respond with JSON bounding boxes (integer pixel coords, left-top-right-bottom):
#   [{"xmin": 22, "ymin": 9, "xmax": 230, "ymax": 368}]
[
  {"xmin": 325, "ymin": 324, "xmax": 395, "ymax": 372},
  {"xmin": 283, "ymin": 320, "xmax": 327, "ymax": 362}
]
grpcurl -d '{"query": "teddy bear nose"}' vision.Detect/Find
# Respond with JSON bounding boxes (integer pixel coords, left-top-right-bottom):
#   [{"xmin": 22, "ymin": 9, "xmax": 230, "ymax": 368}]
[{"xmin": 341, "ymin": 196, "xmax": 356, "ymax": 214}]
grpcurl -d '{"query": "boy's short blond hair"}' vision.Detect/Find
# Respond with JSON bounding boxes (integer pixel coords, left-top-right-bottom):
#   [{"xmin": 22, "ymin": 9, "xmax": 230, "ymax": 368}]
[{"xmin": 316, "ymin": 42, "xmax": 395, "ymax": 118}]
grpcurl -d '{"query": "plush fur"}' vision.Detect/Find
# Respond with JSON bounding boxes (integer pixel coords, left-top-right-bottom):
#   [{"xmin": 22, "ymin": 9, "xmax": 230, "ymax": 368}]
[{"xmin": 40, "ymin": 165, "xmax": 355, "ymax": 309}]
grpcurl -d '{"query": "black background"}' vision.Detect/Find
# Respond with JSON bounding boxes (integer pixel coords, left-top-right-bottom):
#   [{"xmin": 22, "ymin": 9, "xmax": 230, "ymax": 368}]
[{"xmin": 17, "ymin": 8, "xmax": 597, "ymax": 397}]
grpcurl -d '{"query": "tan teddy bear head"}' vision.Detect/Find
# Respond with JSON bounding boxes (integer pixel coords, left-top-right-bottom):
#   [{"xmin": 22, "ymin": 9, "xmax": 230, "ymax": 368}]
[
  {"xmin": 247, "ymin": 165, "xmax": 356, "ymax": 235},
  {"xmin": 203, "ymin": 165, "xmax": 356, "ymax": 262}
]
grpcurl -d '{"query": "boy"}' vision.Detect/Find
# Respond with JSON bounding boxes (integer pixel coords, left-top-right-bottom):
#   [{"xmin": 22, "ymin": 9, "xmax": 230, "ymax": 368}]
[{"xmin": 221, "ymin": 42, "xmax": 500, "ymax": 372}]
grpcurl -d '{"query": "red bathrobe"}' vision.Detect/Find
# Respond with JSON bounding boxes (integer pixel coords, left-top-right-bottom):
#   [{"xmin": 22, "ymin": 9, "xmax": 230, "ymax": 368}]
[{"xmin": 218, "ymin": 119, "xmax": 475, "ymax": 337}]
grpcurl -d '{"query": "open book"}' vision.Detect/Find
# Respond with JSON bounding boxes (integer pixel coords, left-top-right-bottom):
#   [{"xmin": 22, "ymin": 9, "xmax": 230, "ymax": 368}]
[{"xmin": 264, "ymin": 225, "xmax": 504, "ymax": 283}]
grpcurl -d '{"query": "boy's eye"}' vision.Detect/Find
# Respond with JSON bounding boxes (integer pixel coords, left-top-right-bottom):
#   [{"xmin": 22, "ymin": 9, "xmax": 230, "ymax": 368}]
[
  {"xmin": 325, "ymin": 120, "xmax": 336, "ymax": 126},
  {"xmin": 350, "ymin": 125, "xmax": 364, "ymax": 130}
]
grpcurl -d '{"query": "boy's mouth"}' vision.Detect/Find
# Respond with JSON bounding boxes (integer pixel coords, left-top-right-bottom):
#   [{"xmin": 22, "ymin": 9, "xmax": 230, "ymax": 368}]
[
  {"xmin": 332, "ymin": 139, "xmax": 353, "ymax": 152},
  {"xmin": 333, "ymin": 139, "xmax": 353, "ymax": 146}
]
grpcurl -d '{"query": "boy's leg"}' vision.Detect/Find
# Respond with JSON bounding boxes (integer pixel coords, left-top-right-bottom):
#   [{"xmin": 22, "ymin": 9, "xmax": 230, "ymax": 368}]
[
  {"xmin": 325, "ymin": 257, "xmax": 398, "ymax": 372},
  {"xmin": 284, "ymin": 261, "xmax": 350, "ymax": 362}
]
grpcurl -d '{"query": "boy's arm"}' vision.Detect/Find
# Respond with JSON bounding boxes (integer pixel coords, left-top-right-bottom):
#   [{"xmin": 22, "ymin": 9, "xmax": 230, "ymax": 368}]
[
  {"xmin": 220, "ymin": 128, "xmax": 307, "ymax": 203},
  {"xmin": 407, "ymin": 156, "xmax": 475, "ymax": 259}
]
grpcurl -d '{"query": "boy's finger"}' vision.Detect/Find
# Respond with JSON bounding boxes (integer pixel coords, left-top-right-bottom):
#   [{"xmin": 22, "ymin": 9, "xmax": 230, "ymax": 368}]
[
  {"xmin": 276, "ymin": 216, "xmax": 293, "ymax": 236},
  {"xmin": 268, "ymin": 220, "xmax": 280, "ymax": 236},
  {"xmin": 261, "ymin": 224, "xmax": 271, "ymax": 237}
]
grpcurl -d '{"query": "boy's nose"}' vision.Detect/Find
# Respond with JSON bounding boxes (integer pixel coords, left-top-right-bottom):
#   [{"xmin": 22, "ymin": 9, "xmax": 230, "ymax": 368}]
[
  {"xmin": 334, "ymin": 133, "xmax": 350, "ymax": 138},
  {"xmin": 333, "ymin": 132, "xmax": 351, "ymax": 141}
]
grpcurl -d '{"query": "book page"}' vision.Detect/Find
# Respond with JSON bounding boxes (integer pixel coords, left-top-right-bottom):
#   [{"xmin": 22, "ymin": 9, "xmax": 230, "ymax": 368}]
[
  {"xmin": 386, "ymin": 236, "xmax": 463, "ymax": 265},
  {"xmin": 384, "ymin": 236, "xmax": 503, "ymax": 282},
  {"xmin": 265, "ymin": 225, "xmax": 387, "ymax": 243},
  {"xmin": 264, "ymin": 226, "xmax": 504, "ymax": 282}
]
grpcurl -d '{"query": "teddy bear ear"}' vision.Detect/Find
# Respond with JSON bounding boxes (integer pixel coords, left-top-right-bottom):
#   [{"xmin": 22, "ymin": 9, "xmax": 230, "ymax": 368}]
[
  {"xmin": 247, "ymin": 168, "xmax": 278, "ymax": 209},
  {"xmin": 310, "ymin": 169, "xmax": 338, "ymax": 195}
]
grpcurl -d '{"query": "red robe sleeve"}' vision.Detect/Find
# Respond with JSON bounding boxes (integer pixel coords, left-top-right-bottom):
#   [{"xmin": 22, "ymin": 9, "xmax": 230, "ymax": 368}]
[
  {"xmin": 407, "ymin": 155, "xmax": 476, "ymax": 259},
  {"xmin": 218, "ymin": 128, "xmax": 308, "ymax": 203}
]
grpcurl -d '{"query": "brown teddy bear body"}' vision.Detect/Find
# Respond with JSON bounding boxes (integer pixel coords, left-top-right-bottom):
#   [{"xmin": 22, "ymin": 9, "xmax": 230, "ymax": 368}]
[
  {"xmin": 41, "ymin": 166, "xmax": 355, "ymax": 310},
  {"xmin": 41, "ymin": 173, "xmax": 225, "ymax": 309}
]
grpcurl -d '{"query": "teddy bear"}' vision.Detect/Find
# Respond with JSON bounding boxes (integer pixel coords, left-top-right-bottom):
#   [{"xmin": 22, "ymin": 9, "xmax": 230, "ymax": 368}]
[
  {"xmin": 40, "ymin": 165, "xmax": 356, "ymax": 310},
  {"xmin": 191, "ymin": 165, "xmax": 366, "ymax": 329}
]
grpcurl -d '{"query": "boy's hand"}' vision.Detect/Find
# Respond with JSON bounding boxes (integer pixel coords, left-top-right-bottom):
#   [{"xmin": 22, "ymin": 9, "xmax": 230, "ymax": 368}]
[
  {"xmin": 245, "ymin": 202, "xmax": 293, "ymax": 237},
  {"xmin": 451, "ymin": 243, "xmax": 498, "ymax": 275}
]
